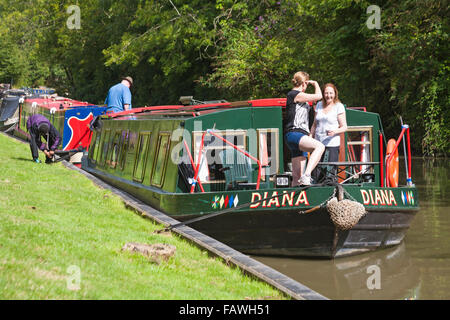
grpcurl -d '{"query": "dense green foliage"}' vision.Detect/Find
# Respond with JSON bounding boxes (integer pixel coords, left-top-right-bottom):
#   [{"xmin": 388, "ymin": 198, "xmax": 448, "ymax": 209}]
[{"xmin": 0, "ymin": 0, "xmax": 448, "ymax": 156}]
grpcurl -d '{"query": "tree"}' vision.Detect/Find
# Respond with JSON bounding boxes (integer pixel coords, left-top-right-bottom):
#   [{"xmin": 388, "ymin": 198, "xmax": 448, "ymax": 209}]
[{"xmin": 1, "ymin": 0, "xmax": 447, "ymax": 155}]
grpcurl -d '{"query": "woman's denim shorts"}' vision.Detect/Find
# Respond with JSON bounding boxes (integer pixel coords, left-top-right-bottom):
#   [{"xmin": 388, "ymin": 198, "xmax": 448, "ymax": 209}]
[{"xmin": 285, "ymin": 131, "xmax": 309, "ymax": 158}]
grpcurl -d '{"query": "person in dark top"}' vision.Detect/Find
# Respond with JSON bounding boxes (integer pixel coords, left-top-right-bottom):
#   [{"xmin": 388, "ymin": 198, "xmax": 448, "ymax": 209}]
[
  {"xmin": 285, "ymin": 71, "xmax": 325, "ymax": 186},
  {"xmin": 26, "ymin": 114, "xmax": 61, "ymax": 163}
]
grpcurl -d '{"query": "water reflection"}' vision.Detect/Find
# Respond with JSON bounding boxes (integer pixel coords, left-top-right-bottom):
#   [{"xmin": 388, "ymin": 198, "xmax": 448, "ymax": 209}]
[
  {"xmin": 254, "ymin": 158, "xmax": 449, "ymax": 300},
  {"xmin": 256, "ymin": 243, "xmax": 420, "ymax": 300},
  {"xmin": 403, "ymin": 158, "xmax": 450, "ymax": 299}
]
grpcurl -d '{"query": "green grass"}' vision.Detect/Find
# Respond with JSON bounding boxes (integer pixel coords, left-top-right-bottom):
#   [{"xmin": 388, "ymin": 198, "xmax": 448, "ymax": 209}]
[{"xmin": 0, "ymin": 133, "xmax": 287, "ymax": 300}]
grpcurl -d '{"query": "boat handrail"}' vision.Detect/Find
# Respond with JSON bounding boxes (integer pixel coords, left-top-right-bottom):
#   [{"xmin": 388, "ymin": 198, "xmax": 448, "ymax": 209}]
[
  {"xmin": 108, "ymin": 103, "xmax": 232, "ymax": 118},
  {"xmin": 317, "ymin": 161, "xmax": 379, "ymax": 165},
  {"xmin": 248, "ymin": 98, "xmax": 287, "ymax": 107},
  {"xmin": 316, "ymin": 161, "xmax": 378, "ymax": 184},
  {"xmin": 385, "ymin": 125, "xmax": 413, "ymax": 187},
  {"xmin": 190, "ymin": 131, "xmax": 209, "ymax": 193},
  {"xmin": 346, "ymin": 106, "xmax": 367, "ymax": 112},
  {"xmin": 379, "ymin": 131, "xmax": 384, "ymax": 187},
  {"xmin": 183, "ymin": 140, "xmax": 205, "ymax": 193},
  {"xmin": 106, "ymin": 98, "xmax": 292, "ymax": 119}
]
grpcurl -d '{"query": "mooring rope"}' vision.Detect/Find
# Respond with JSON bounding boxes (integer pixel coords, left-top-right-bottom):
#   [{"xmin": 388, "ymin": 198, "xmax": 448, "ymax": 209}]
[{"xmin": 297, "ymin": 186, "xmax": 337, "ymax": 215}]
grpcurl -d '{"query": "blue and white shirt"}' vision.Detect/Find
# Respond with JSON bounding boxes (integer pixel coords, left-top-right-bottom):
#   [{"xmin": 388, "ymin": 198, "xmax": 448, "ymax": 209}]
[{"xmin": 104, "ymin": 83, "xmax": 132, "ymax": 113}]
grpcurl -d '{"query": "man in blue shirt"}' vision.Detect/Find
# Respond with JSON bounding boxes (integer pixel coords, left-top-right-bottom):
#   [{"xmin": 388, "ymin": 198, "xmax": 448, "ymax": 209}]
[{"xmin": 104, "ymin": 76, "xmax": 133, "ymax": 113}]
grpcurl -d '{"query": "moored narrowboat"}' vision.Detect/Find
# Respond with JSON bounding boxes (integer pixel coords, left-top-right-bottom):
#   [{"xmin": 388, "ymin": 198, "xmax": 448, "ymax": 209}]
[
  {"xmin": 0, "ymin": 89, "xmax": 26, "ymax": 133},
  {"xmin": 12, "ymin": 93, "xmax": 106, "ymax": 164},
  {"xmin": 81, "ymin": 98, "xmax": 419, "ymax": 258}
]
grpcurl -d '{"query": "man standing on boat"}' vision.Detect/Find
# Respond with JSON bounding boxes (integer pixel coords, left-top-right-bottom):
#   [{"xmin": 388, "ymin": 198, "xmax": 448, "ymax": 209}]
[
  {"xmin": 26, "ymin": 114, "xmax": 61, "ymax": 164},
  {"xmin": 104, "ymin": 76, "xmax": 133, "ymax": 113}
]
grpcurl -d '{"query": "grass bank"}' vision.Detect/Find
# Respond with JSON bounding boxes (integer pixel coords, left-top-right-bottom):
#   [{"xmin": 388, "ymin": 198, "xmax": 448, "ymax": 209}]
[{"xmin": 0, "ymin": 133, "xmax": 286, "ymax": 300}]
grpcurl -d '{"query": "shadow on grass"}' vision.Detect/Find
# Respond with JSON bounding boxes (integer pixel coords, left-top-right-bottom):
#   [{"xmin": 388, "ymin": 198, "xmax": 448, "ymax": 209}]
[{"xmin": 12, "ymin": 157, "xmax": 33, "ymax": 162}]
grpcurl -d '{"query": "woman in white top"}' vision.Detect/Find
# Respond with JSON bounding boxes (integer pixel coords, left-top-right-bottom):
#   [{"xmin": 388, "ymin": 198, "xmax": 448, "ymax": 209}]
[{"xmin": 311, "ymin": 83, "xmax": 347, "ymax": 179}]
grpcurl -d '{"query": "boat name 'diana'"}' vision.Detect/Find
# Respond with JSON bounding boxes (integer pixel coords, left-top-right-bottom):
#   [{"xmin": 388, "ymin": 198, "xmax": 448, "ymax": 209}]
[
  {"xmin": 360, "ymin": 189, "xmax": 397, "ymax": 206},
  {"xmin": 247, "ymin": 189, "xmax": 399, "ymax": 209},
  {"xmin": 250, "ymin": 191, "xmax": 309, "ymax": 209}
]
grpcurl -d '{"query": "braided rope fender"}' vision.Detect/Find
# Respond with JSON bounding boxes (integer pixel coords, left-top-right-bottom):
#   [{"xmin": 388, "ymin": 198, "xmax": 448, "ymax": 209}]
[{"xmin": 326, "ymin": 185, "xmax": 367, "ymax": 230}]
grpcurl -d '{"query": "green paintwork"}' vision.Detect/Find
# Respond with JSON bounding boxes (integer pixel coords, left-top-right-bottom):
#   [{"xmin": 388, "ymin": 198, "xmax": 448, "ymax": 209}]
[
  {"xmin": 83, "ymin": 104, "xmax": 419, "ymax": 215},
  {"xmin": 89, "ymin": 116, "xmax": 183, "ymax": 193},
  {"xmin": 82, "ymin": 101, "xmax": 419, "ymax": 258},
  {"xmin": 345, "ymin": 108, "xmax": 383, "ymax": 184},
  {"xmin": 88, "ymin": 107, "xmax": 284, "ymax": 193}
]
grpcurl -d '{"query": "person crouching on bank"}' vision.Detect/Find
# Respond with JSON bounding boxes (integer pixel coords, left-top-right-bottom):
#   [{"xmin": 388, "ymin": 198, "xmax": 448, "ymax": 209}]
[{"xmin": 26, "ymin": 114, "xmax": 61, "ymax": 163}]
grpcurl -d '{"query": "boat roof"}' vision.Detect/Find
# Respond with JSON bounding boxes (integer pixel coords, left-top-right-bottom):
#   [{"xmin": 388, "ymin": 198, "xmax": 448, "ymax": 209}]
[
  {"xmin": 24, "ymin": 96, "xmax": 96, "ymax": 111},
  {"xmin": 103, "ymin": 98, "xmax": 384, "ymax": 136},
  {"xmin": 107, "ymin": 98, "xmax": 288, "ymax": 120}
]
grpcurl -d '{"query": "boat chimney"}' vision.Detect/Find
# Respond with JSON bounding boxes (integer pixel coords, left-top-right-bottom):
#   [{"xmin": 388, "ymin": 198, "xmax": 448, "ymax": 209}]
[{"xmin": 179, "ymin": 96, "xmax": 193, "ymax": 106}]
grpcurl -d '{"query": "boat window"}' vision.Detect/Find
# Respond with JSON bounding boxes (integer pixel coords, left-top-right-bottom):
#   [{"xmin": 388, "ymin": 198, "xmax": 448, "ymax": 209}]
[
  {"xmin": 22, "ymin": 106, "xmax": 29, "ymax": 128},
  {"xmin": 123, "ymin": 132, "xmax": 138, "ymax": 171},
  {"xmin": 257, "ymin": 129, "xmax": 279, "ymax": 180},
  {"xmin": 346, "ymin": 126, "xmax": 373, "ymax": 170},
  {"xmin": 24, "ymin": 111, "xmax": 31, "ymax": 128},
  {"xmin": 127, "ymin": 132, "xmax": 138, "ymax": 154},
  {"xmin": 108, "ymin": 131, "xmax": 122, "ymax": 169},
  {"xmin": 99, "ymin": 129, "xmax": 111, "ymax": 167},
  {"xmin": 151, "ymin": 133, "xmax": 171, "ymax": 187},
  {"xmin": 133, "ymin": 132, "xmax": 151, "ymax": 182},
  {"xmin": 88, "ymin": 131, "xmax": 100, "ymax": 163},
  {"xmin": 119, "ymin": 130, "xmax": 129, "ymax": 171},
  {"xmin": 192, "ymin": 130, "xmax": 247, "ymax": 183},
  {"xmin": 21, "ymin": 110, "xmax": 27, "ymax": 128},
  {"xmin": 94, "ymin": 130, "xmax": 105, "ymax": 163}
]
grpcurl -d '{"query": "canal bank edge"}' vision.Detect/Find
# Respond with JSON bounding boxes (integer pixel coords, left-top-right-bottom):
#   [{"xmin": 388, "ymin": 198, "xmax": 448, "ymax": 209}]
[{"xmin": 61, "ymin": 160, "xmax": 328, "ymax": 300}]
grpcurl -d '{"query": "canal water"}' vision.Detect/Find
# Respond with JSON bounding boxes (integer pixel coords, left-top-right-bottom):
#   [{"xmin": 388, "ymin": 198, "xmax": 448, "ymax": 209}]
[{"xmin": 253, "ymin": 158, "xmax": 450, "ymax": 300}]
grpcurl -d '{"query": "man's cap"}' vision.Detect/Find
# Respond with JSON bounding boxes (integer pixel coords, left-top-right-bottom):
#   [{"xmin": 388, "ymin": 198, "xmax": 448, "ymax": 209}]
[
  {"xmin": 38, "ymin": 122, "xmax": 49, "ymax": 135},
  {"xmin": 122, "ymin": 76, "xmax": 133, "ymax": 87}
]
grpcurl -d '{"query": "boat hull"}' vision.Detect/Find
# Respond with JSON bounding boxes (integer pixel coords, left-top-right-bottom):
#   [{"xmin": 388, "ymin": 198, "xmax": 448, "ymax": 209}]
[
  {"xmin": 0, "ymin": 95, "xmax": 20, "ymax": 133},
  {"xmin": 175, "ymin": 207, "xmax": 417, "ymax": 259},
  {"xmin": 84, "ymin": 163, "xmax": 419, "ymax": 259}
]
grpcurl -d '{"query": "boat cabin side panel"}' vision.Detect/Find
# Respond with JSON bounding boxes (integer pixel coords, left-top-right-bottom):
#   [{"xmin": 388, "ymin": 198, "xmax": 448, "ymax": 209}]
[
  {"xmin": 88, "ymin": 118, "xmax": 183, "ymax": 193},
  {"xmin": 344, "ymin": 109, "xmax": 383, "ymax": 186},
  {"xmin": 86, "ymin": 106, "xmax": 285, "ymax": 194}
]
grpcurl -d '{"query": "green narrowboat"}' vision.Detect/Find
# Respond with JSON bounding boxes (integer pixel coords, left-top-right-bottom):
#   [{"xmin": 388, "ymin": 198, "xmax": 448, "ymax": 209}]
[{"xmin": 82, "ymin": 98, "xmax": 419, "ymax": 258}]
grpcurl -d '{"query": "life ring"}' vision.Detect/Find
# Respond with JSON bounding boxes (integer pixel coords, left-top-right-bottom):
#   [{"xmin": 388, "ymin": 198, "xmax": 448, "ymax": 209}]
[{"xmin": 386, "ymin": 139, "xmax": 399, "ymax": 187}]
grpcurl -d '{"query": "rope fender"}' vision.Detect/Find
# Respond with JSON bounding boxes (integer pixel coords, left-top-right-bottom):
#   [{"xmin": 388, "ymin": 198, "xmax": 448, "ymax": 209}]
[{"xmin": 326, "ymin": 185, "xmax": 367, "ymax": 230}]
